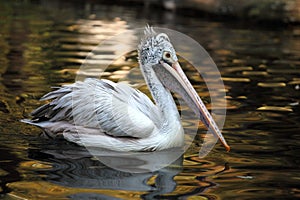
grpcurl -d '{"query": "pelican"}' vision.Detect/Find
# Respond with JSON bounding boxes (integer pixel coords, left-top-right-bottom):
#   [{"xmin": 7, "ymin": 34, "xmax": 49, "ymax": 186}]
[{"xmin": 22, "ymin": 26, "xmax": 230, "ymax": 152}]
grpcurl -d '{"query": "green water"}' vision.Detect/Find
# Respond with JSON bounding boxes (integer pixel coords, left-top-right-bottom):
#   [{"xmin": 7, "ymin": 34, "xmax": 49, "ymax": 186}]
[{"xmin": 0, "ymin": 1, "xmax": 299, "ymax": 199}]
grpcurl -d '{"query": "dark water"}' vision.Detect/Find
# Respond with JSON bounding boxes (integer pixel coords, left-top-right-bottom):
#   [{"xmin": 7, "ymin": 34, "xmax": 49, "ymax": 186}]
[{"xmin": 0, "ymin": 1, "xmax": 300, "ymax": 199}]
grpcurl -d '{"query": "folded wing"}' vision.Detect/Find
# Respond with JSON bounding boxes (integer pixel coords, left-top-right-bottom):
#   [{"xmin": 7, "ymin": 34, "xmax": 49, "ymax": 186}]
[{"xmin": 30, "ymin": 78, "xmax": 162, "ymax": 139}]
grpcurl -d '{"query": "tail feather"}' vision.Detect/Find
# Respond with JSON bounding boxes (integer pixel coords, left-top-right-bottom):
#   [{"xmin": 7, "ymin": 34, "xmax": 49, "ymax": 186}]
[
  {"xmin": 31, "ymin": 104, "xmax": 51, "ymax": 118},
  {"xmin": 29, "ymin": 84, "xmax": 75, "ymax": 122},
  {"xmin": 21, "ymin": 119, "xmax": 51, "ymax": 128},
  {"xmin": 40, "ymin": 86, "xmax": 72, "ymax": 101},
  {"xmin": 21, "ymin": 119, "xmax": 76, "ymax": 139}
]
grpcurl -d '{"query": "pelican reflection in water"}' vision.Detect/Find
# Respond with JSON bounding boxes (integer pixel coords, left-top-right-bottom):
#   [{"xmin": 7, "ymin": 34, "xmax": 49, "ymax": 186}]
[{"xmin": 22, "ymin": 26, "xmax": 230, "ymax": 152}]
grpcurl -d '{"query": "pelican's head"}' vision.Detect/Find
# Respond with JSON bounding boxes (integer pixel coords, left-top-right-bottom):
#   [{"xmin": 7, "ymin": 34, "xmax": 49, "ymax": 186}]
[
  {"xmin": 138, "ymin": 27, "xmax": 177, "ymax": 67},
  {"xmin": 137, "ymin": 26, "xmax": 230, "ymax": 152}
]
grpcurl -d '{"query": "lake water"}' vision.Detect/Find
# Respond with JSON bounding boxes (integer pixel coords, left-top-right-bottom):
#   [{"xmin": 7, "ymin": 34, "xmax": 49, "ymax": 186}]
[{"xmin": 0, "ymin": 1, "xmax": 299, "ymax": 199}]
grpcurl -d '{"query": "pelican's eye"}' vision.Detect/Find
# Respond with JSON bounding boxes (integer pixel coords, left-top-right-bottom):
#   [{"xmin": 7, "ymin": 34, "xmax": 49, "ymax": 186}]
[
  {"xmin": 162, "ymin": 51, "xmax": 173, "ymax": 65},
  {"xmin": 165, "ymin": 52, "xmax": 171, "ymax": 58}
]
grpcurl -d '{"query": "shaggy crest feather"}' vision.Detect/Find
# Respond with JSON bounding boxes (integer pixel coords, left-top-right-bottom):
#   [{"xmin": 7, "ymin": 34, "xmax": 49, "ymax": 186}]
[{"xmin": 143, "ymin": 25, "xmax": 156, "ymax": 39}]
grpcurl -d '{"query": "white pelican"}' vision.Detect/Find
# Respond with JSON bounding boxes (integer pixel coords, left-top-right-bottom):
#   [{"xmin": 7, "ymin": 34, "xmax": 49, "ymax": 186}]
[{"xmin": 22, "ymin": 26, "xmax": 230, "ymax": 152}]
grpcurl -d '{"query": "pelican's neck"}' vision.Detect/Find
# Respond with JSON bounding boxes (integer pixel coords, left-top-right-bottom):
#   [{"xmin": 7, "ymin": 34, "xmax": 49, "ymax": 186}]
[{"xmin": 141, "ymin": 63, "xmax": 181, "ymax": 125}]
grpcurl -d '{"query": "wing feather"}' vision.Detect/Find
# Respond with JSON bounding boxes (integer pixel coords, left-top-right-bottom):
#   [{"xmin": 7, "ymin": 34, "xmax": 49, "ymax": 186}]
[{"xmin": 30, "ymin": 78, "xmax": 162, "ymax": 139}]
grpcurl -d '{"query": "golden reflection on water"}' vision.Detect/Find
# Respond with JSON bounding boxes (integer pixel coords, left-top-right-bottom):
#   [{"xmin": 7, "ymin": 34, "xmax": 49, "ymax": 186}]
[
  {"xmin": 257, "ymin": 106, "xmax": 293, "ymax": 112},
  {"xmin": 222, "ymin": 77, "xmax": 251, "ymax": 82},
  {"xmin": 257, "ymin": 82, "xmax": 286, "ymax": 87},
  {"xmin": 7, "ymin": 181, "xmax": 146, "ymax": 200},
  {"xmin": 0, "ymin": 1, "xmax": 300, "ymax": 200}
]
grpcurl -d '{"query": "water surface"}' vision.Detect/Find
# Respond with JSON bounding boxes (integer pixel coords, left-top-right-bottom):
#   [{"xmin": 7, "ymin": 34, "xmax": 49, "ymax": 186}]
[{"xmin": 0, "ymin": 1, "xmax": 299, "ymax": 199}]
